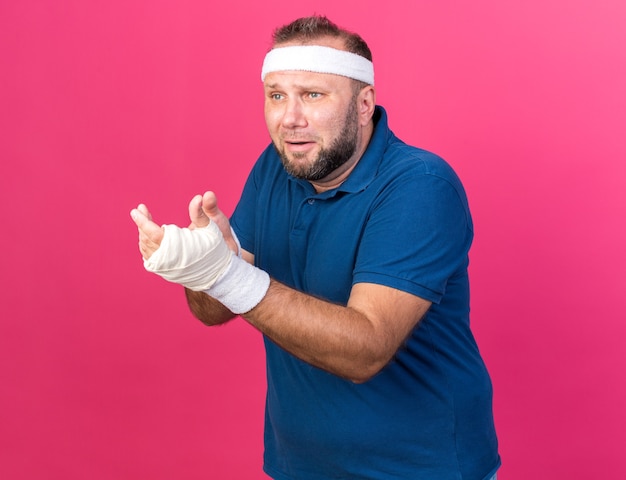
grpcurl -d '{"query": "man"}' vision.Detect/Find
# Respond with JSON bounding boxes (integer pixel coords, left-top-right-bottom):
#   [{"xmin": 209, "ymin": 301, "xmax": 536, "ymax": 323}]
[{"xmin": 131, "ymin": 16, "xmax": 500, "ymax": 480}]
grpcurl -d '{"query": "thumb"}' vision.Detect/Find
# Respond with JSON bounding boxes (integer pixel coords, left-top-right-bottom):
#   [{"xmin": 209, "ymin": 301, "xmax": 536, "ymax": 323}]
[
  {"xmin": 201, "ymin": 191, "xmax": 222, "ymax": 218},
  {"xmin": 188, "ymin": 194, "xmax": 210, "ymax": 229}
]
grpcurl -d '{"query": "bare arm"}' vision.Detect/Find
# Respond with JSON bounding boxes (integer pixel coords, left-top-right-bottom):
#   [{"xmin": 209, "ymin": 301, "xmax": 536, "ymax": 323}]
[
  {"xmin": 184, "ymin": 289, "xmax": 235, "ymax": 326},
  {"xmin": 241, "ymin": 280, "xmax": 431, "ymax": 383}
]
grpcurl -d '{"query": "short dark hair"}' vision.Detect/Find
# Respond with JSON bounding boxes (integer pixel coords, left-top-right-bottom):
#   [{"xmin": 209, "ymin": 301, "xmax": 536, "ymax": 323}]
[{"xmin": 271, "ymin": 15, "xmax": 373, "ymax": 62}]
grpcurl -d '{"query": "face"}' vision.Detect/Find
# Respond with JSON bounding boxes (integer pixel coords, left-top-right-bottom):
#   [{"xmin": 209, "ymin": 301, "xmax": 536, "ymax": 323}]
[
  {"xmin": 263, "ymin": 40, "xmax": 367, "ymax": 184},
  {"xmin": 265, "ymin": 77, "xmax": 360, "ymax": 181}
]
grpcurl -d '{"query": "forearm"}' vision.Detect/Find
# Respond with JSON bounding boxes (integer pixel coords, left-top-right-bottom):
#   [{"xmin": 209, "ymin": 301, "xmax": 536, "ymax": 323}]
[
  {"xmin": 184, "ymin": 288, "xmax": 236, "ymax": 326},
  {"xmin": 241, "ymin": 280, "xmax": 402, "ymax": 383}
]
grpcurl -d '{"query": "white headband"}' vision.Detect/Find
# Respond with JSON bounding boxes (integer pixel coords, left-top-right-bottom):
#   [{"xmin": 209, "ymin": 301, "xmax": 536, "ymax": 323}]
[{"xmin": 261, "ymin": 45, "xmax": 374, "ymax": 85}]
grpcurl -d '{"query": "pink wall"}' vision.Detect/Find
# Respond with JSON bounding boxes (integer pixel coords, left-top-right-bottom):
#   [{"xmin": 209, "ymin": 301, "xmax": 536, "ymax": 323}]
[{"xmin": 1, "ymin": 1, "xmax": 625, "ymax": 478}]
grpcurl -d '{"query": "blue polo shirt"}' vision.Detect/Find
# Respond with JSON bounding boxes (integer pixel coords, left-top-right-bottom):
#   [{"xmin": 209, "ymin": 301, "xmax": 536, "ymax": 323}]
[{"xmin": 230, "ymin": 107, "xmax": 500, "ymax": 479}]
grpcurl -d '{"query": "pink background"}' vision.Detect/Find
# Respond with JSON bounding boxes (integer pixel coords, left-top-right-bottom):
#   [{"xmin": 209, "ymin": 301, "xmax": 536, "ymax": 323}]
[{"xmin": 1, "ymin": 1, "xmax": 625, "ymax": 478}]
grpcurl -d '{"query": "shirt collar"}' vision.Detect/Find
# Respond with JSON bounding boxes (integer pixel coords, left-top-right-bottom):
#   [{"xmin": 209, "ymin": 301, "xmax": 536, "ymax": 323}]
[
  {"xmin": 334, "ymin": 105, "xmax": 389, "ymax": 194},
  {"xmin": 289, "ymin": 106, "xmax": 391, "ymax": 197}
]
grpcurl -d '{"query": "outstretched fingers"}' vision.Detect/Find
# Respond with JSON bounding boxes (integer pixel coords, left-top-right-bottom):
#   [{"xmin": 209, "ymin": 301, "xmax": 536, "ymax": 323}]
[
  {"xmin": 136, "ymin": 203, "xmax": 152, "ymax": 221},
  {"xmin": 188, "ymin": 194, "xmax": 210, "ymax": 229},
  {"xmin": 130, "ymin": 204, "xmax": 164, "ymax": 259}
]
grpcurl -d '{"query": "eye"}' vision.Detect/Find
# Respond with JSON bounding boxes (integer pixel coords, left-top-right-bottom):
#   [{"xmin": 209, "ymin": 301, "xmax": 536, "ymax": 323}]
[
  {"xmin": 308, "ymin": 92, "xmax": 322, "ymax": 99},
  {"xmin": 270, "ymin": 93, "xmax": 284, "ymax": 101}
]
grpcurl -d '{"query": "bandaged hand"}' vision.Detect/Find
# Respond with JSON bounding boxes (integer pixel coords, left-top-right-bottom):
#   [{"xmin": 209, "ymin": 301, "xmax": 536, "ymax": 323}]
[
  {"xmin": 131, "ymin": 203, "xmax": 270, "ymax": 314},
  {"xmin": 144, "ymin": 222, "xmax": 233, "ymax": 291}
]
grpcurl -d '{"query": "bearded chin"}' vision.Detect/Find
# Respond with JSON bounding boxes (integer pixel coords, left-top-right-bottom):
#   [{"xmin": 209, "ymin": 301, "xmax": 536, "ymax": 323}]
[
  {"xmin": 276, "ymin": 104, "xmax": 359, "ymax": 182},
  {"xmin": 282, "ymin": 140, "xmax": 356, "ymax": 181}
]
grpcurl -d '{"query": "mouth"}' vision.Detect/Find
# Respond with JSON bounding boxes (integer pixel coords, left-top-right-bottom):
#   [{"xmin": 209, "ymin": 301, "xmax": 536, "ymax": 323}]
[{"xmin": 284, "ymin": 139, "xmax": 316, "ymax": 153}]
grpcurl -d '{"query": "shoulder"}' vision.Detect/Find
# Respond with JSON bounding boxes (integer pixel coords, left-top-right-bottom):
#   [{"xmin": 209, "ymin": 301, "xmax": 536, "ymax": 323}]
[
  {"xmin": 384, "ymin": 141, "xmax": 464, "ymax": 188},
  {"xmin": 366, "ymin": 134, "xmax": 473, "ymax": 233},
  {"xmin": 375, "ymin": 141, "xmax": 469, "ymax": 213},
  {"xmin": 371, "ymin": 107, "xmax": 465, "ymax": 191}
]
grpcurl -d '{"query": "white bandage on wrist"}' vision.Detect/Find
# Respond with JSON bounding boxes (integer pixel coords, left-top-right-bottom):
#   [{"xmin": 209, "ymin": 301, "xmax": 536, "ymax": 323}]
[
  {"xmin": 144, "ymin": 222, "xmax": 270, "ymax": 315},
  {"xmin": 261, "ymin": 45, "xmax": 375, "ymax": 85},
  {"xmin": 204, "ymin": 255, "xmax": 270, "ymax": 315}
]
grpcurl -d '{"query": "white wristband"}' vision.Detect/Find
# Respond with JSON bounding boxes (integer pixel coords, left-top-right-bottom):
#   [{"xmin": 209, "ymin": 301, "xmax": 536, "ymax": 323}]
[{"xmin": 204, "ymin": 255, "xmax": 270, "ymax": 315}]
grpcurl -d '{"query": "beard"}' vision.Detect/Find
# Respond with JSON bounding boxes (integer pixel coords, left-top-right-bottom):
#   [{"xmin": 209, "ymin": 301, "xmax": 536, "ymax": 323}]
[{"xmin": 274, "ymin": 100, "xmax": 359, "ymax": 182}]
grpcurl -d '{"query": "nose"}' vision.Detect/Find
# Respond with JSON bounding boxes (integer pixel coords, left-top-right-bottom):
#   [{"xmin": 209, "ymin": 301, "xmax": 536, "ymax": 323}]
[{"xmin": 281, "ymin": 98, "xmax": 307, "ymax": 129}]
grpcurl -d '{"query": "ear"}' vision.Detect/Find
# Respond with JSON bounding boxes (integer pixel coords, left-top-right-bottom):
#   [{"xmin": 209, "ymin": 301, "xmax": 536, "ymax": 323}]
[{"xmin": 357, "ymin": 85, "xmax": 376, "ymax": 127}]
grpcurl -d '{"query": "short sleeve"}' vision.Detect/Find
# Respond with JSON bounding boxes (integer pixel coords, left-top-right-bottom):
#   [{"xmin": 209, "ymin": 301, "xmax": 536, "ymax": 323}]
[{"xmin": 352, "ymin": 173, "xmax": 473, "ymax": 304}]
